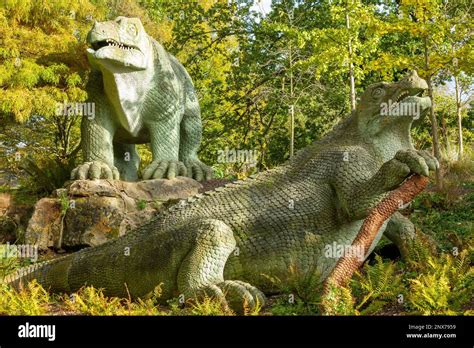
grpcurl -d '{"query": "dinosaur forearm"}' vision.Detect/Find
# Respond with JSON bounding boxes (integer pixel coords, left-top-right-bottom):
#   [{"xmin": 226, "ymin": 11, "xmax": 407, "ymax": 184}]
[
  {"xmin": 344, "ymin": 157, "xmax": 414, "ymax": 219},
  {"xmin": 81, "ymin": 117, "xmax": 115, "ymax": 166}
]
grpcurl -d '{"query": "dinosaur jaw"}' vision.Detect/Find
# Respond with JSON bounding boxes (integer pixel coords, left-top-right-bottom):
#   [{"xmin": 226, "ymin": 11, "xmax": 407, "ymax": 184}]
[
  {"xmin": 382, "ymin": 88, "xmax": 431, "ymax": 121},
  {"xmin": 87, "ymin": 44, "xmax": 147, "ymax": 71},
  {"xmin": 383, "ymin": 70, "xmax": 431, "ymax": 121}
]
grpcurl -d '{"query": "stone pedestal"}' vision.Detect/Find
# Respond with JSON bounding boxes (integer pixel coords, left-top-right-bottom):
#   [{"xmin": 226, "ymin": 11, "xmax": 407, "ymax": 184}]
[{"xmin": 25, "ymin": 177, "xmax": 202, "ymax": 250}]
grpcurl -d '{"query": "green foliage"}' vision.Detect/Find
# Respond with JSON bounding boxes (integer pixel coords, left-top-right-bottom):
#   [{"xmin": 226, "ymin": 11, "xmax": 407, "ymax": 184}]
[
  {"xmin": 407, "ymin": 250, "xmax": 473, "ymax": 315},
  {"xmin": 320, "ymin": 283, "xmax": 357, "ymax": 316},
  {"xmin": 63, "ymin": 284, "xmax": 166, "ymax": 315},
  {"xmin": 187, "ymin": 297, "xmax": 234, "ymax": 316},
  {"xmin": 351, "ymin": 255, "xmax": 404, "ymax": 315},
  {"xmin": 264, "ymin": 263, "xmax": 323, "ymax": 315},
  {"xmin": 0, "ymin": 246, "xmax": 20, "ymax": 279},
  {"xmin": 136, "ymin": 199, "xmax": 147, "ymax": 210},
  {"xmin": 1, "ymin": 0, "xmax": 472, "ymax": 188},
  {"xmin": 58, "ymin": 191, "xmax": 69, "ymax": 216},
  {"xmin": 0, "ymin": 280, "xmax": 51, "ymax": 315}
]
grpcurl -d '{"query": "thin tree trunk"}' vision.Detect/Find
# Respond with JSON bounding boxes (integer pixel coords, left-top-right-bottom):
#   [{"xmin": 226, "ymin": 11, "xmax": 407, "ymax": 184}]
[
  {"xmin": 289, "ymin": 42, "xmax": 295, "ymax": 159},
  {"xmin": 346, "ymin": 12, "xmax": 356, "ymax": 112},
  {"xmin": 454, "ymin": 75, "xmax": 464, "ymax": 160},
  {"xmin": 440, "ymin": 112, "xmax": 450, "ymax": 156},
  {"xmin": 424, "ymin": 37, "xmax": 443, "ymax": 189}
]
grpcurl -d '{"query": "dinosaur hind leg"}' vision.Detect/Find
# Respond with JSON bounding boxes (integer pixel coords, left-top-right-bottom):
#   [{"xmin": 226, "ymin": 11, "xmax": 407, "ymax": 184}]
[
  {"xmin": 177, "ymin": 219, "xmax": 265, "ymax": 314},
  {"xmin": 384, "ymin": 212, "xmax": 416, "ymax": 259},
  {"xmin": 113, "ymin": 143, "xmax": 140, "ymax": 181}
]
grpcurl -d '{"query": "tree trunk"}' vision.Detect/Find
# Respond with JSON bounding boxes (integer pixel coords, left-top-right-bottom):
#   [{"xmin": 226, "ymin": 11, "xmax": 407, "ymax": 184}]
[
  {"xmin": 424, "ymin": 37, "xmax": 443, "ymax": 189},
  {"xmin": 426, "ymin": 77, "xmax": 443, "ymax": 189},
  {"xmin": 346, "ymin": 12, "xmax": 356, "ymax": 112},
  {"xmin": 454, "ymin": 75, "xmax": 464, "ymax": 160},
  {"xmin": 322, "ymin": 174, "xmax": 429, "ymax": 300},
  {"xmin": 440, "ymin": 112, "xmax": 450, "ymax": 156},
  {"xmin": 289, "ymin": 42, "xmax": 295, "ymax": 159}
]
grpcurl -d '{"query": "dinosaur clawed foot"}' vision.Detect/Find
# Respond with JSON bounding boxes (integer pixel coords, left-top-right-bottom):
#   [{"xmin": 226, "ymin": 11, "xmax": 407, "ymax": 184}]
[
  {"xmin": 188, "ymin": 280, "xmax": 265, "ymax": 314},
  {"xmin": 142, "ymin": 159, "xmax": 213, "ymax": 181},
  {"xmin": 142, "ymin": 160, "xmax": 187, "ymax": 180},
  {"xmin": 394, "ymin": 149, "xmax": 439, "ymax": 177},
  {"xmin": 184, "ymin": 159, "xmax": 213, "ymax": 182},
  {"xmin": 71, "ymin": 161, "xmax": 120, "ymax": 180}
]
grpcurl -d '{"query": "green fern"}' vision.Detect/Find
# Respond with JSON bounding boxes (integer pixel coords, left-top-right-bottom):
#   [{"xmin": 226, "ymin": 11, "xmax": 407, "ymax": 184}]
[
  {"xmin": 351, "ymin": 254, "xmax": 404, "ymax": 314},
  {"xmin": 407, "ymin": 249, "xmax": 473, "ymax": 315},
  {"xmin": 405, "ymin": 230, "xmax": 438, "ymax": 272},
  {"xmin": 0, "ymin": 245, "xmax": 20, "ymax": 279},
  {"xmin": 262, "ymin": 262, "xmax": 323, "ymax": 315},
  {"xmin": 188, "ymin": 296, "xmax": 235, "ymax": 316},
  {"xmin": 63, "ymin": 284, "xmax": 167, "ymax": 315}
]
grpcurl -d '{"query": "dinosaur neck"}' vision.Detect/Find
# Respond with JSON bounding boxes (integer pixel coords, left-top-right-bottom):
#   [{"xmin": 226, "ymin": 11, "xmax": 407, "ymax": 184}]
[
  {"xmin": 101, "ymin": 53, "xmax": 155, "ymax": 135},
  {"xmin": 370, "ymin": 119, "xmax": 414, "ymax": 163}
]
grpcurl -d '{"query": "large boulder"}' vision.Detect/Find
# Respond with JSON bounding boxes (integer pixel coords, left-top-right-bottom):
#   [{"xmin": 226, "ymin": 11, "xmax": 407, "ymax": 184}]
[{"xmin": 25, "ymin": 177, "xmax": 202, "ymax": 250}]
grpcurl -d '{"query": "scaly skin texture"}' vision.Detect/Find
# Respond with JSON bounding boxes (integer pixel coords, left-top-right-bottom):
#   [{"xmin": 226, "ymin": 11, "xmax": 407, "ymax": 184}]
[
  {"xmin": 6, "ymin": 71, "xmax": 438, "ymax": 313},
  {"xmin": 71, "ymin": 17, "xmax": 213, "ymax": 182}
]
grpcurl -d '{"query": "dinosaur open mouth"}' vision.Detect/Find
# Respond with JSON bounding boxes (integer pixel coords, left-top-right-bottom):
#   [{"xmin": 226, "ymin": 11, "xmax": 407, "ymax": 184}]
[
  {"xmin": 395, "ymin": 89, "xmax": 426, "ymax": 103},
  {"xmin": 91, "ymin": 39, "xmax": 138, "ymax": 52}
]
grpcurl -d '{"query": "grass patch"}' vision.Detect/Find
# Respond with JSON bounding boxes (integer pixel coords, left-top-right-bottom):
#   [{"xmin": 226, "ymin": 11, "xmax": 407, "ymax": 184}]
[{"xmin": 0, "ymin": 280, "xmax": 52, "ymax": 315}]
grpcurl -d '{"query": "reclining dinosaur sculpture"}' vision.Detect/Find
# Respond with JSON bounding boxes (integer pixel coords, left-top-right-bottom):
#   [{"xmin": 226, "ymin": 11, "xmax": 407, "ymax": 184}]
[{"xmin": 5, "ymin": 71, "xmax": 437, "ymax": 313}]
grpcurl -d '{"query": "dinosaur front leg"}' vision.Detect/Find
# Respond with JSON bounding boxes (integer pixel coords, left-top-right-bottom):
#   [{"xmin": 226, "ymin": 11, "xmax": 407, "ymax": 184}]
[
  {"xmin": 347, "ymin": 149, "xmax": 438, "ymax": 219},
  {"xmin": 177, "ymin": 219, "xmax": 265, "ymax": 314},
  {"xmin": 71, "ymin": 115, "xmax": 120, "ymax": 180},
  {"xmin": 179, "ymin": 98, "xmax": 213, "ymax": 181},
  {"xmin": 142, "ymin": 118, "xmax": 187, "ymax": 180}
]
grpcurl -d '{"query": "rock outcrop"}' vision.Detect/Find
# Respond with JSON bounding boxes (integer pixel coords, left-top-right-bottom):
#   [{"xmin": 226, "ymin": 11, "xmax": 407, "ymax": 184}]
[{"xmin": 25, "ymin": 177, "xmax": 202, "ymax": 250}]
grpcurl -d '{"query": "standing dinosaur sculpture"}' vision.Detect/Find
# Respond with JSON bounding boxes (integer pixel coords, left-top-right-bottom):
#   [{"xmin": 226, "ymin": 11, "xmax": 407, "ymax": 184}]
[
  {"xmin": 71, "ymin": 17, "xmax": 212, "ymax": 182},
  {"xmin": 6, "ymin": 71, "xmax": 437, "ymax": 313}
]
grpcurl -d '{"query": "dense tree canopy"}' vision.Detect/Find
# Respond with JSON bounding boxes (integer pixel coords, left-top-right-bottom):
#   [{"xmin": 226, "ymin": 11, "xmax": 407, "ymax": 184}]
[{"xmin": 0, "ymin": 0, "xmax": 472, "ymax": 192}]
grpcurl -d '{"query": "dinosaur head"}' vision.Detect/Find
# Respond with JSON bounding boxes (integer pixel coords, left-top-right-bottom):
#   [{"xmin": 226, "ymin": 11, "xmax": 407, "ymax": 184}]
[
  {"xmin": 356, "ymin": 71, "xmax": 431, "ymax": 135},
  {"xmin": 86, "ymin": 17, "xmax": 150, "ymax": 71}
]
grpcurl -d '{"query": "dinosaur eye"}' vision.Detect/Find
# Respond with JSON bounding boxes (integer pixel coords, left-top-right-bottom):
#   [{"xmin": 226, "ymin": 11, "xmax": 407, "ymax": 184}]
[
  {"xmin": 372, "ymin": 87, "xmax": 385, "ymax": 98},
  {"xmin": 127, "ymin": 24, "xmax": 137, "ymax": 36}
]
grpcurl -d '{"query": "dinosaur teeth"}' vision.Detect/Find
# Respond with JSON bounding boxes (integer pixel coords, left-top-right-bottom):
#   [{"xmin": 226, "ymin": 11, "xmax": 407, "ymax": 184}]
[{"xmin": 396, "ymin": 91, "xmax": 410, "ymax": 102}]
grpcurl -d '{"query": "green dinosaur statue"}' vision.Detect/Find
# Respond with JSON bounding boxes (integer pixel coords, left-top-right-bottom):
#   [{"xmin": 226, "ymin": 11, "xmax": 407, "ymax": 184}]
[
  {"xmin": 6, "ymin": 71, "xmax": 437, "ymax": 313},
  {"xmin": 70, "ymin": 17, "xmax": 213, "ymax": 182}
]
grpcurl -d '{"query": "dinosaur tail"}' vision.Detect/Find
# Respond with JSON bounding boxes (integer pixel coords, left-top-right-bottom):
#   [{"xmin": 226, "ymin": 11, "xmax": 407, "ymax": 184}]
[{"xmin": 2, "ymin": 254, "xmax": 74, "ymax": 293}]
